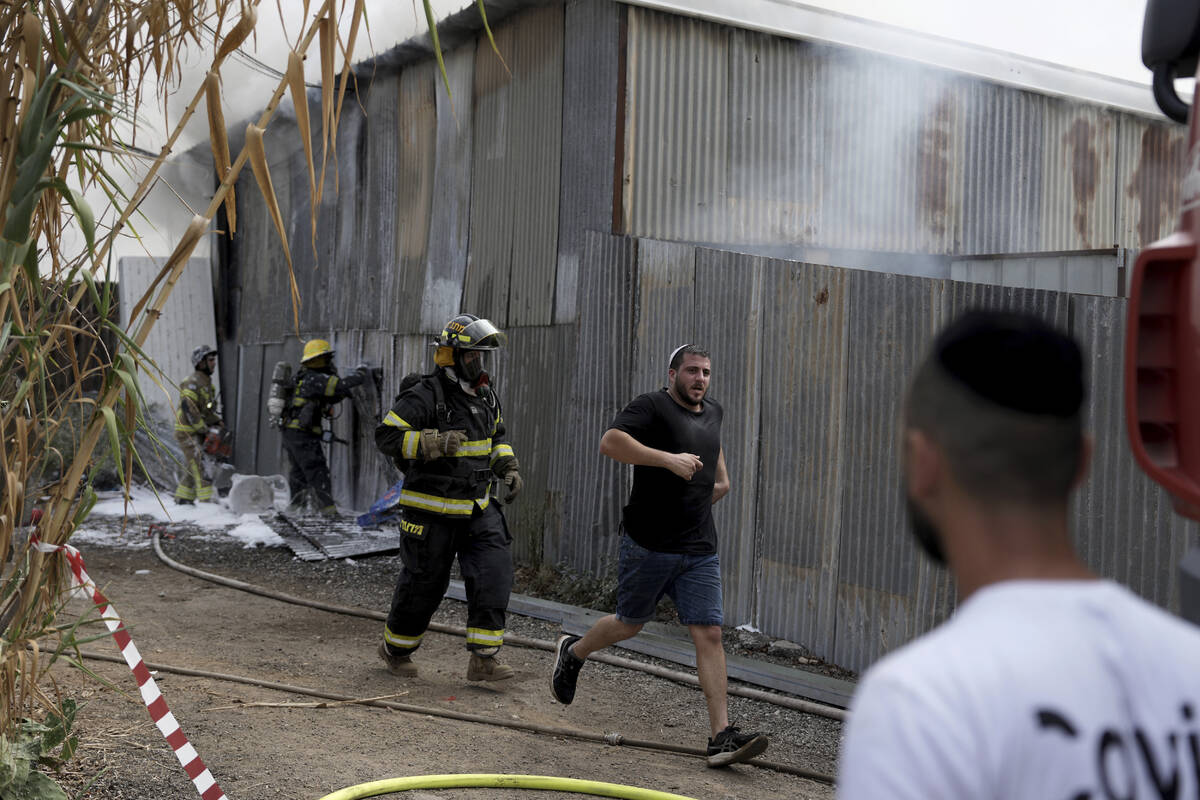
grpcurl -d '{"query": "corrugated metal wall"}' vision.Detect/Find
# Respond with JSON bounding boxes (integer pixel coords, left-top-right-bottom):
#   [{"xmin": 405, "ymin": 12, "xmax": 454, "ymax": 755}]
[
  {"xmin": 217, "ymin": 0, "xmax": 1200, "ymax": 672},
  {"xmin": 622, "ymin": 6, "xmax": 1186, "ymax": 255},
  {"xmin": 118, "ymin": 256, "xmax": 219, "ymax": 415},
  {"xmin": 563, "ymin": 233, "xmax": 1200, "ymax": 672}
]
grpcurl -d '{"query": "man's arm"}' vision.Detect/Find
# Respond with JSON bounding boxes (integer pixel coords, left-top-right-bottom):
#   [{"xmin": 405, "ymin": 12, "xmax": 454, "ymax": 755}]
[
  {"xmin": 712, "ymin": 448, "xmax": 729, "ymax": 504},
  {"xmin": 599, "ymin": 428, "xmax": 703, "ymax": 480}
]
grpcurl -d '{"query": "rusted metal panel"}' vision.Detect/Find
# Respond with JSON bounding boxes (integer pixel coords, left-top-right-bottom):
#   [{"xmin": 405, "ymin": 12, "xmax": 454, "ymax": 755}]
[
  {"xmin": 622, "ymin": 9, "xmax": 1169, "ymax": 259},
  {"xmin": 557, "ymin": 0, "xmax": 621, "ymax": 324},
  {"xmin": 421, "ymin": 47, "xmax": 475, "ymax": 333},
  {"xmin": 812, "ymin": 47, "xmax": 967, "ymax": 255},
  {"xmin": 465, "ymin": 5, "xmax": 564, "ymax": 327},
  {"xmin": 623, "ymin": 7, "xmax": 728, "ymax": 242},
  {"xmin": 633, "ymin": 240, "xmax": 696, "ymax": 393},
  {"xmin": 693, "ymin": 247, "xmax": 765, "ymax": 626},
  {"xmin": 557, "ymin": 231, "xmax": 635, "ymax": 572},
  {"xmin": 1038, "ymin": 103, "xmax": 1117, "ymax": 252},
  {"xmin": 753, "ymin": 257, "xmax": 848, "ymax": 650},
  {"xmin": 1116, "ymin": 112, "xmax": 1188, "ymax": 249}
]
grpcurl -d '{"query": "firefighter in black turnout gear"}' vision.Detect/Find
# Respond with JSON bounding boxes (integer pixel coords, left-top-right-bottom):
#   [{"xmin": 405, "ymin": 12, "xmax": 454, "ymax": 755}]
[
  {"xmin": 375, "ymin": 314, "xmax": 523, "ymax": 683},
  {"xmin": 281, "ymin": 339, "xmax": 368, "ymax": 515}
]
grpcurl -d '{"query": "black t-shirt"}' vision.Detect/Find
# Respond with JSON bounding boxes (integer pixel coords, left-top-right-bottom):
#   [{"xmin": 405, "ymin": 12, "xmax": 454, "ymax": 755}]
[{"xmin": 608, "ymin": 389, "xmax": 723, "ymax": 554}]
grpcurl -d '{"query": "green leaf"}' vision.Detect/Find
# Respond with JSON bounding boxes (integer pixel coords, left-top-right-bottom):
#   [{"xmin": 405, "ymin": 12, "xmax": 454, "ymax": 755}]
[
  {"xmin": 18, "ymin": 771, "xmax": 68, "ymax": 800},
  {"xmin": 17, "ymin": 72, "xmax": 60, "ymax": 156},
  {"xmin": 99, "ymin": 407, "xmax": 124, "ymax": 485},
  {"xmin": 422, "ymin": 0, "xmax": 451, "ymax": 102},
  {"xmin": 48, "ymin": 179, "xmax": 95, "ymax": 253},
  {"xmin": 113, "ymin": 368, "xmax": 143, "ymax": 410},
  {"xmin": 71, "ymin": 485, "xmax": 97, "ymax": 527},
  {"xmin": 476, "ymin": 0, "xmax": 508, "ymax": 74}
]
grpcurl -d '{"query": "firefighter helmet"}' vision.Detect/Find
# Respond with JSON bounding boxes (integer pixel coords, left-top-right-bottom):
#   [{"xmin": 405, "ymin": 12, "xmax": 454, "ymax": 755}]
[
  {"xmin": 191, "ymin": 345, "xmax": 217, "ymax": 369},
  {"xmin": 434, "ymin": 314, "xmax": 505, "ymax": 351},
  {"xmin": 433, "ymin": 314, "xmax": 504, "ymax": 385},
  {"xmin": 301, "ymin": 339, "xmax": 335, "ymax": 364}
]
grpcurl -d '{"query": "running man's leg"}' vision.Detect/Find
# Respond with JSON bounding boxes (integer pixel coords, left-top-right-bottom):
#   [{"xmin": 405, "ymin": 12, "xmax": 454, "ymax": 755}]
[{"xmin": 689, "ymin": 623, "xmax": 729, "ymax": 736}]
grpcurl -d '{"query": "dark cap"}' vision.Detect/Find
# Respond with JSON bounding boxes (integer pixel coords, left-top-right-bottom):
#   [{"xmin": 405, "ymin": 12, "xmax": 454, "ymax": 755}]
[{"xmin": 934, "ymin": 310, "xmax": 1084, "ymax": 418}]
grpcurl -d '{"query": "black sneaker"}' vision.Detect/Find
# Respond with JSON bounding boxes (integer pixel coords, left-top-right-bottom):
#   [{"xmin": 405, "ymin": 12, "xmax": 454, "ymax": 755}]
[
  {"xmin": 550, "ymin": 634, "xmax": 583, "ymax": 704},
  {"xmin": 706, "ymin": 725, "xmax": 769, "ymax": 767}
]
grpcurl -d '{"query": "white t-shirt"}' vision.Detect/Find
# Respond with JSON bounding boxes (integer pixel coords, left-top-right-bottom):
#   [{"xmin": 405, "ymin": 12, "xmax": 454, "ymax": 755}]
[{"xmin": 837, "ymin": 580, "xmax": 1200, "ymax": 800}]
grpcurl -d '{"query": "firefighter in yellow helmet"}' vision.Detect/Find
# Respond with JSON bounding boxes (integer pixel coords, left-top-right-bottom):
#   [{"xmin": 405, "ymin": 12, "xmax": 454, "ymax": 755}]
[
  {"xmin": 280, "ymin": 339, "xmax": 370, "ymax": 515},
  {"xmin": 174, "ymin": 345, "xmax": 224, "ymax": 504},
  {"xmin": 374, "ymin": 314, "xmax": 523, "ymax": 683}
]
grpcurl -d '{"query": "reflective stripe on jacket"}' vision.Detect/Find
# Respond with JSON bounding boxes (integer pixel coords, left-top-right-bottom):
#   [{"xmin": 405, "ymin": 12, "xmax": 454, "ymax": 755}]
[
  {"xmin": 375, "ymin": 372, "xmax": 512, "ymax": 517},
  {"xmin": 283, "ymin": 366, "xmax": 363, "ymax": 435},
  {"xmin": 175, "ymin": 371, "xmax": 221, "ymax": 435}
]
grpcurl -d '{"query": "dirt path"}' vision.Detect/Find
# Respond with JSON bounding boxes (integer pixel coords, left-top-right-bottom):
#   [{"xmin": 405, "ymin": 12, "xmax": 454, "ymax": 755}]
[{"xmin": 41, "ymin": 526, "xmax": 840, "ymax": 799}]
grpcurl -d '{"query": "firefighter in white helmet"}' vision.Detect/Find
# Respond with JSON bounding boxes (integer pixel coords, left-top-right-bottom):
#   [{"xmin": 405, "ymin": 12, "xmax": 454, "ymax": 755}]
[{"xmin": 174, "ymin": 345, "xmax": 224, "ymax": 504}]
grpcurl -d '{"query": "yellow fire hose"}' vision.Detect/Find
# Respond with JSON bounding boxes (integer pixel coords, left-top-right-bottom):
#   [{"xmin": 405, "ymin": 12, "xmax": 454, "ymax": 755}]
[{"xmin": 317, "ymin": 773, "xmax": 697, "ymax": 800}]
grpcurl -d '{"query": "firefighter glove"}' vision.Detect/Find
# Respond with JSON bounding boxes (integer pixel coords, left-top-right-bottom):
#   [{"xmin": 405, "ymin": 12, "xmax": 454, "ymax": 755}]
[
  {"xmin": 493, "ymin": 456, "xmax": 522, "ymax": 503},
  {"xmin": 420, "ymin": 428, "xmax": 467, "ymax": 460},
  {"xmin": 502, "ymin": 470, "xmax": 523, "ymax": 504}
]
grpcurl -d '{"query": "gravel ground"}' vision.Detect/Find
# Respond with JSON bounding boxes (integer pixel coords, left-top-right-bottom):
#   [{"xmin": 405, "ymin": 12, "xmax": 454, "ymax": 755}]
[{"xmin": 39, "ymin": 509, "xmax": 849, "ymax": 798}]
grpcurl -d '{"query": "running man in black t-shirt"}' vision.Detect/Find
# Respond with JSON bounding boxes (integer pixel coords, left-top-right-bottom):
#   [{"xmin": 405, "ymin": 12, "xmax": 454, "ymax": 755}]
[{"xmin": 549, "ymin": 344, "xmax": 769, "ymax": 768}]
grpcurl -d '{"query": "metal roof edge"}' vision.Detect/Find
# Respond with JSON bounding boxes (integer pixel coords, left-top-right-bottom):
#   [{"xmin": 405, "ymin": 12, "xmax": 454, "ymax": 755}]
[{"xmin": 621, "ymin": 0, "xmax": 1182, "ymax": 120}]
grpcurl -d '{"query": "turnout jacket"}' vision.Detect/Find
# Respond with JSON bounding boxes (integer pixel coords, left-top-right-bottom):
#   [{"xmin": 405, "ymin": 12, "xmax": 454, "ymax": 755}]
[
  {"xmin": 175, "ymin": 371, "xmax": 222, "ymax": 436},
  {"xmin": 375, "ymin": 371, "xmax": 515, "ymax": 517},
  {"xmin": 283, "ymin": 366, "xmax": 366, "ymax": 435}
]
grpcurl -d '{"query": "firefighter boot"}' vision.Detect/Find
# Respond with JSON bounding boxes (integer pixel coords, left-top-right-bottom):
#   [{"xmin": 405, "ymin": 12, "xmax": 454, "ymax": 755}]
[
  {"xmin": 467, "ymin": 652, "xmax": 514, "ymax": 682},
  {"xmin": 378, "ymin": 641, "xmax": 418, "ymax": 677}
]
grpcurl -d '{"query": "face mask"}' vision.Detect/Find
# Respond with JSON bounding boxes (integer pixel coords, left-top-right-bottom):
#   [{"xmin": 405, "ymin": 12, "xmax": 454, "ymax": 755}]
[
  {"xmin": 906, "ymin": 494, "xmax": 946, "ymax": 565},
  {"xmin": 454, "ymin": 350, "xmax": 488, "ymax": 385}
]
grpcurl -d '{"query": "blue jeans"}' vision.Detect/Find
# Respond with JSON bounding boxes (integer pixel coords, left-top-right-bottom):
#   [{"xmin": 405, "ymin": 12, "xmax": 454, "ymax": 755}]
[{"xmin": 615, "ymin": 533, "xmax": 723, "ymax": 626}]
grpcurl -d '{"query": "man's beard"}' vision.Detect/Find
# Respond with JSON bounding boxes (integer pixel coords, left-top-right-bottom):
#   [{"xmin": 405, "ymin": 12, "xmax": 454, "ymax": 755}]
[
  {"xmin": 906, "ymin": 495, "xmax": 946, "ymax": 565},
  {"xmin": 673, "ymin": 375, "xmax": 705, "ymax": 404}
]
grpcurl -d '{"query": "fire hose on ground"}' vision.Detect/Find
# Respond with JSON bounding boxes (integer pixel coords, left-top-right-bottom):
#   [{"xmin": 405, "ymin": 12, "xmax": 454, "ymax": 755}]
[
  {"xmin": 127, "ymin": 531, "xmax": 838, "ymax": 785},
  {"xmin": 150, "ymin": 533, "xmax": 847, "ymax": 723},
  {"xmin": 316, "ymin": 773, "xmax": 705, "ymax": 799}
]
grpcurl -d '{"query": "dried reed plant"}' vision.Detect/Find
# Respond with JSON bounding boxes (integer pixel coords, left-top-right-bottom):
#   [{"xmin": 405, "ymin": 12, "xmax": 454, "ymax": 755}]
[{"xmin": 0, "ymin": 0, "xmax": 481, "ymax": 791}]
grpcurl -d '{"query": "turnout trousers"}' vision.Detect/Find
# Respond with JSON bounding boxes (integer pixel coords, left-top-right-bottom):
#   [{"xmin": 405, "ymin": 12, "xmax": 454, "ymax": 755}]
[
  {"xmin": 281, "ymin": 429, "xmax": 335, "ymax": 511},
  {"xmin": 173, "ymin": 432, "xmax": 213, "ymax": 502},
  {"xmin": 384, "ymin": 503, "xmax": 513, "ymax": 655}
]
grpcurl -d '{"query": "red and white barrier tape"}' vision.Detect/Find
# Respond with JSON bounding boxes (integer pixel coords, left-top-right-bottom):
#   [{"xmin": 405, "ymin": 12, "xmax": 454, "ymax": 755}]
[{"xmin": 32, "ymin": 535, "xmax": 228, "ymax": 800}]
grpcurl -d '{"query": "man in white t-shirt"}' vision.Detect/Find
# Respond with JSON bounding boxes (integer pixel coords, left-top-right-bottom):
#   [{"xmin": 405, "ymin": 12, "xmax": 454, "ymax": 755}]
[{"xmin": 837, "ymin": 310, "xmax": 1200, "ymax": 800}]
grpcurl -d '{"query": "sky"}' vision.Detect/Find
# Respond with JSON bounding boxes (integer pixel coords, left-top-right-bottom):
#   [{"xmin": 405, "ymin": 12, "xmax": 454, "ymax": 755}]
[{"xmin": 805, "ymin": 0, "xmax": 1151, "ymax": 84}]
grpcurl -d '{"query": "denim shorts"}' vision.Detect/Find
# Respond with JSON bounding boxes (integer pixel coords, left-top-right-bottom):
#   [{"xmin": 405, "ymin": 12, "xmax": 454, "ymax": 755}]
[{"xmin": 615, "ymin": 533, "xmax": 723, "ymax": 626}]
